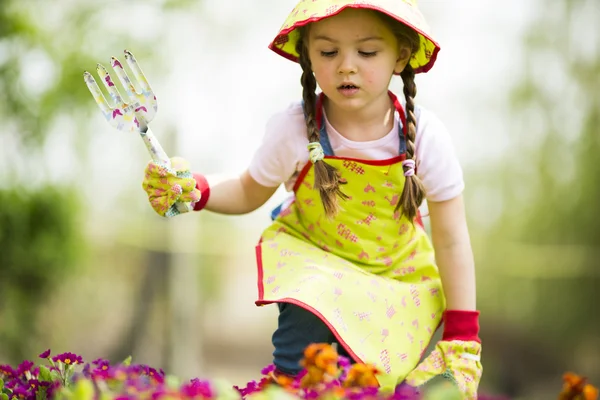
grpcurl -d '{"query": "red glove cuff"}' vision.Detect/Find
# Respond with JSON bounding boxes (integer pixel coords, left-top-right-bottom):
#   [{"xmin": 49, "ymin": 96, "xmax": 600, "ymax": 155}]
[
  {"xmin": 442, "ymin": 310, "xmax": 481, "ymax": 343},
  {"xmin": 192, "ymin": 173, "xmax": 211, "ymax": 212}
]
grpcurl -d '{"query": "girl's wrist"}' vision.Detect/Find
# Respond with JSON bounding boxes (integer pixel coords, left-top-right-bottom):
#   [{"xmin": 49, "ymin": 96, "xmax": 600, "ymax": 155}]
[
  {"xmin": 442, "ymin": 310, "xmax": 481, "ymax": 343},
  {"xmin": 192, "ymin": 173, "xmax": 211, "ymax": 211}
]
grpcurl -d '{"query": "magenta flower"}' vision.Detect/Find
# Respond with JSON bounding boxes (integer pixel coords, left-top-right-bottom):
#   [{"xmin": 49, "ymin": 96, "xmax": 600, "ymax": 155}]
[
  {"xmin": 52, "ymin": 352, "xmax": 83, "ymax": 365},
  {"xmin": 4, "ymin": 379, "xmax": 18, "ymax": 389},
  {"xmin": 181, "ymin": 378, "xmax": 213, "ymax": 398},
  {"xmin": 151, "ymin": 388, "xmax": 174, "ymax": 400},
  {"xmin": 27, "ymin": 379, "xmax": 40, "ymax": 391},
  {"xmin": 93, "ymin": 359, "xmax": 110, "ymax": 372},
  {"xmin": 92, "ymin": 358, "xmax": 108, "ymax": 365},
  {"xmin": 82, "ymin": 363, "xmax": 91, "ymax": 378},
  {"xmin": 38, "ymin": 349, "xmax": 51, "ymax": 359},
  {"xmin": 393, "ymin": 382, "xmax": 422, "ymax": 399},
  {"xmin": 0, "ymin": 364, "xmax": 15, "ymax": 378},
  {"xmin": 46, "ymin": 381, "xmax": 61, "ymax": 398},
  {"xmin": 146, "ymin": 367, "xmax": 164, "ymax": 384},
  {"xmin": 11, "ymin": 386, "xmax": 32, "ymax": 399},
  {"xmin": 16, "ymin": 360, "xmax": 34, "ymax": 376},
  {"xmin": 260, "ymin": 364, "xmax": 276, "ymax": 375}
]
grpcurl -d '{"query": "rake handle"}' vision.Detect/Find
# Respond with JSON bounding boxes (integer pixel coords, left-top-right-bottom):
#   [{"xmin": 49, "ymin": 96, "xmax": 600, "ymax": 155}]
[
  {"xmin": 141, "ymin": 126, "xmax": 193, "ymax": 215},
  {"xmin": 140, "ymin": 126, "xmax": 170, "ymax": 167}
]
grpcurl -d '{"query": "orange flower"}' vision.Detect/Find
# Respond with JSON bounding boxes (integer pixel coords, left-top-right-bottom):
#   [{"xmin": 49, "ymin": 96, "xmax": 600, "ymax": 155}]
[
  {"xmin": 342, "ymin": 363, "xmax": 380, "ymax": 388},
  {"xmin": 266, "ymin": 370, "xmax": 295, "ymax": 388},
  {"xmin": 559, "ymin": 372, "xmax": 599, "ymax": 400},
  {"xmin": 299, "ymin": 343, "xmax": 340, "ymax": 387}
]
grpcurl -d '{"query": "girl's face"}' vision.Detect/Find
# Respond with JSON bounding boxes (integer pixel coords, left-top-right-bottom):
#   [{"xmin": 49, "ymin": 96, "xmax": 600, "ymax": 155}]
[{"xmin": 307, "ymin": 8, "xmax": 411, "ymax": 114}]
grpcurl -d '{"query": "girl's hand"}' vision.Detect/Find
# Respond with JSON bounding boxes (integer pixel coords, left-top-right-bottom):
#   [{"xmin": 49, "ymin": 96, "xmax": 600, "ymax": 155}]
[
  {"xmin": 403, "ymin": 310, "xmax": 482, "ymax": 399},
  {"xmin": 142, "ymin": 157, "xmax": 201, "ymax": 217},
  {"xmin": 404, "ymin": 339, "xmax": 482, "ymax": 399}
]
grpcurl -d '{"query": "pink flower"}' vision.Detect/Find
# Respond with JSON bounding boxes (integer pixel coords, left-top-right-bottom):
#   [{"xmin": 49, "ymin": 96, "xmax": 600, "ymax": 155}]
[
  {"xmin": 38, "ymin": 349, "xmax": 51, "ymax": 359},
  {"xmin": 181, "ymin": 378, "xmax": 213, "ymax": 398},
  {"xmin": 52, "ymin": 352, "xmax": 84, "ymax": 365},
  {"xmin": 16, "ymin": 360, "xmax": 34, "ymax": 376}
]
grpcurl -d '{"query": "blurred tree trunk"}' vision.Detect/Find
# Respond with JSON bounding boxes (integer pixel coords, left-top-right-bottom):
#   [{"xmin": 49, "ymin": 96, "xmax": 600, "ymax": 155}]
[{"xmin": 165, "ymin": 125, "xmax": 203, "ymax": 378}]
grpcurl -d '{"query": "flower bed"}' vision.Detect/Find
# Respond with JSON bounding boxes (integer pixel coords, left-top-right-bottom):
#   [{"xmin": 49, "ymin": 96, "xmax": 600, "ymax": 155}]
[{"xmin": 0, "ymin": 345, "xmax": 597, "ymax": 399}]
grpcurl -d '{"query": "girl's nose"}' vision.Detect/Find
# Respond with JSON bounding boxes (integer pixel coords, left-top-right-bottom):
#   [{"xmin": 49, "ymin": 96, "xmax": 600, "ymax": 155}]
[{"xmin": 337, "ymin": 53, "xmax": 358, "ymax": 75}]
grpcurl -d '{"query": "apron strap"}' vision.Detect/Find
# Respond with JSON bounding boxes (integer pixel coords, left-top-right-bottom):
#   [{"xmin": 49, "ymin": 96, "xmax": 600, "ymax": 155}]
[
  {"xmin": 308, "ymin": 92, "xmax": 410, "ymax": 156},
  {"xmin": 301, "ymin": 97, "xmax": 335, "ymax": 156}
]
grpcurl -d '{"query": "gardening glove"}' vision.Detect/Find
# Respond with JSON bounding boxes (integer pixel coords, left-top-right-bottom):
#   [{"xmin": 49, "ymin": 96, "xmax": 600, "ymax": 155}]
[
  {"xmin": 142, "ymin": 156, "xmax": 201, "ymax": 217},
  {"xmin": 404, "ymin": 310, "xmax": 482, "ymax": 400}
]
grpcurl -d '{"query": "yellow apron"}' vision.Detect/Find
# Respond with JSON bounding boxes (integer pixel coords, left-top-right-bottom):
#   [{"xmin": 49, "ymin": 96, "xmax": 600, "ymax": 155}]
[{"xmin": 255, "ymin": 93, "xmax": 445, "ymax": 390}]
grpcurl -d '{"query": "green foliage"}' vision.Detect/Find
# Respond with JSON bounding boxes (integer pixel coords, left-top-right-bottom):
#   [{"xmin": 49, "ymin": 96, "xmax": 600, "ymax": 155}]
[
  {"xmin": 501, "ymin": 0, "xmax": 600, "ymax": 244},
  {"xmin": 471, "ymin": 0, "xmax": 600, "ymax": 390},
  {"xmin": 0, "ymin": 0, "xmax": 200, "ymax": 363},
  {"xmin": 0, "ymin": 186, "xmax": 83, "ymax": 362}
]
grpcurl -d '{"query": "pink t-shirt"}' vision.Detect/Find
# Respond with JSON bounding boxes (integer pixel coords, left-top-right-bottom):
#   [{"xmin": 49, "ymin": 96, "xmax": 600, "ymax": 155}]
[{"xmin": 248, "ymin": 101, "xmax": 464, "ymax": 202}]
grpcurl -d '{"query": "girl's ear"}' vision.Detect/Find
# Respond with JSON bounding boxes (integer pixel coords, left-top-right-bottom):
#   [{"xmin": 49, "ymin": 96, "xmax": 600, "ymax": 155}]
[{"xmin": 394, "ymin": 47, "xmax": 412, "ymax": 74}]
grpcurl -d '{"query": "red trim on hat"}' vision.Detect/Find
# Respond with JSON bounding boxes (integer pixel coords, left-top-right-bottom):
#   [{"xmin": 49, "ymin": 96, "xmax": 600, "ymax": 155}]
[
  {"xmin": 442, "ymin": 310, "xmax": 481, "ymax": 343},
  {"xmin": 192, "ymin": 173, "xmax": 211, "ymax": 212}
]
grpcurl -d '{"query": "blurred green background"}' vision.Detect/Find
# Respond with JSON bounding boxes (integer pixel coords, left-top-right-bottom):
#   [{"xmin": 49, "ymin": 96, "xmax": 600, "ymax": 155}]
[{"xmin": 0, "ymin": 0, "xmax": 598, "ymax": 399}]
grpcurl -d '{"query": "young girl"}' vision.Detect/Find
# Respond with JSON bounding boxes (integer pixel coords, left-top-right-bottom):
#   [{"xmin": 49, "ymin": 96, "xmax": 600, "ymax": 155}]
[{"xmin": 143, "ymin": 0, "xmax": 482, "ymax": 397}]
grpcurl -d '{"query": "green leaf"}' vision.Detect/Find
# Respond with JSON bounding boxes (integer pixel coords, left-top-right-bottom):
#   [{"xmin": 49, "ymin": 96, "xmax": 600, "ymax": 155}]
[
  {"xmin": 212, "ymin": 378, "xmax": 242, "ymax": 400},
  {"xmin": 165, "ymin": 375, "xmax": 181, "ymax": 389},
  {"xmin": 72, "ymin": 379, "xmax": 94, "ymax": 400},
  {"xmin": 121, "ymin": 356, "xmax": 132, "ymax": 367},
  {"xmin": 39, "ymin": 365, "xmax": 53, "ymax": 382},
  {"xmin": 0, "ymin": 379, "xmax": 3, "ymax": 390},
  {"xmin": 50, "ymin": 369, "xmax": 62, "ymax": 382},
  {"xmin": 0, "ymin": 393, "xmax": 8, "ymax": 400},
  {"xmin": 422, "ymin": 378, "xmax": 462, "ymax": 400}
]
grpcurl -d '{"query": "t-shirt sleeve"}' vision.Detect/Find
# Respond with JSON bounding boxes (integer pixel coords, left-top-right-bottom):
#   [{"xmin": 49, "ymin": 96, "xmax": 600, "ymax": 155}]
[
  {"xmin": 415, "ymin": 108, "xmax": 465, "ymax": 202},
  {"xmin": 248, "ymin": 102, "xmax": 308, "ymax": 188}
]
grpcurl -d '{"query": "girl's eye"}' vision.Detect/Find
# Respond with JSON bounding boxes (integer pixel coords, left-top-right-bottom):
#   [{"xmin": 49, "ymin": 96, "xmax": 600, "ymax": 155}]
[
  {"xmin": 320, "ymin": 51, "xmax": 337, "ymax": 57},
  {"xmin": 359, "ymin": 51, "xmax": 378, "ymax": 57}
]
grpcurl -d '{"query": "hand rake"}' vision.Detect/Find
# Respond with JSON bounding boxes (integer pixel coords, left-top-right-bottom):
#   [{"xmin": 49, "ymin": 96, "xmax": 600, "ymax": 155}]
[{"xmin": 83, "ymin": 50, "xmax": 192, "ymax": 215}]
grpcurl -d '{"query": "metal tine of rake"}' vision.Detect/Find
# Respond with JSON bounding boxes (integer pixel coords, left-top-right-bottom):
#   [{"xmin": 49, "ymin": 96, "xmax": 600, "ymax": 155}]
[{"xmin": 83, "ymin": 50, "xmax": 192, "ymax": 214}]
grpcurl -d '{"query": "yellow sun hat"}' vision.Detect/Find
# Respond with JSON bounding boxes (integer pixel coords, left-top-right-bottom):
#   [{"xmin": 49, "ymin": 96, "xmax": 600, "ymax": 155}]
[{"xmin": 268, "ymin": 0, "xmax": 440, "ymax": 74}]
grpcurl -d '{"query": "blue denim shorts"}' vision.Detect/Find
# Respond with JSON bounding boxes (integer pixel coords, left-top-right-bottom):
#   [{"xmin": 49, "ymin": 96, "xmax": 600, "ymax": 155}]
[{"xmin": 271, "ymin": 302, "xmax": 352, "ymax": 375}]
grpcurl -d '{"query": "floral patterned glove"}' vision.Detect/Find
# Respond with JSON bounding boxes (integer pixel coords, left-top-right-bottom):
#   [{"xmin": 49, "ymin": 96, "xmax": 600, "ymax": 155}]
[
  {"xmin": 142, "ymin": 157, "xmax": 201, "ymax": 217},
  {"xmin": 404, "ymin": 310, "xmax": 482, "ymax": 400}
]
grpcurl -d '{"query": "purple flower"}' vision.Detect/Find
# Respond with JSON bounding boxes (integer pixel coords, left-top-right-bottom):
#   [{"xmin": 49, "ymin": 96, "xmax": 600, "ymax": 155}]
[
  {"xmin": 151, "ymin": 388, "xmax": 174, "ymax": 400},
  {"xmin": 234, "ymin": 379, "xmax": 262, "ymax": 397},
  {"xmin": 52, "ymin": 352, "xmax": 84, "ymax": 365},
  {"xmin": 0, "ymin": 364, "xmax": 15, "ymax": 378},
  {"xmin": 16, "ymin": 360, "xmax": 34, "ymax": 376},
  {"xmin": 4, "ymin": 379, "xmax": 18, "ymax": 389},
  {"xmin": 346, "ymin": 386, "xmax": 380, "ymax": 400},
  {"xmin": 27, "ymin": 379, "xmax": 40, "ymax": 391},
  {"xmin": 304, "ymin": 389, "xmax": 321, "ymax": 399},
  {"xmin": 94, "ymin": 359, "xmax": 110, "ymax": 372},
  {"xmin": 46, "ymin": 381, "xmax": 61, "ymax": 398},
  {"xmin": 38, "ymin": 349, "xmax": 51, "ymax": 359},
  {"xmin": 82, "ymin": 363, "xmax": 91, "ymax": 378},
  {"xmin": 181, "ymin": 378, "xmax": 213, "ymax": 398},
  {"xmin": 393, "ymin": 382, "xmax": 422, "ymax": 399},
  {"xmin": 146, "ymin": 367, "xmax": 164, "ymax": 384},
  {"xmin": 260, "ymin": 364, "xmax": 276, "ymax": 376},
  {"xmin": 11, "ymin": 386, "xmax": 32, "ymax": 399}
]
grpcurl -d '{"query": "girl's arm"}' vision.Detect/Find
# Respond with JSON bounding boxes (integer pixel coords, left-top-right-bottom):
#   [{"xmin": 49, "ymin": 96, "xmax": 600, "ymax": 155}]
[
  {"xmin": 201, "ymin": 170, "xmax": 279, "ymax": 215},
  {"xmin": 427, "ymin": 194, "xmax": 476, "ymax": 311}
]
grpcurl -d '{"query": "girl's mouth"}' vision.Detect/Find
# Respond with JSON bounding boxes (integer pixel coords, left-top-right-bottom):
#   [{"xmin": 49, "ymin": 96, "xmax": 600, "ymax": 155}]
[{"xmin": 338, "ymin": 84, "xmax": 360, "ymax": 96}]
